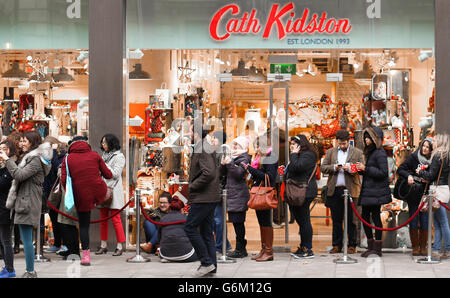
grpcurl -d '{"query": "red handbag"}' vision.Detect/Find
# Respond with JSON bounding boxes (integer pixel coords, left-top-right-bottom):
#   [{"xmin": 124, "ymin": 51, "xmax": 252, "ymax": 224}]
[{"xmin": 248, "ymin": 174, "xmax": 278, "ymax": 210}]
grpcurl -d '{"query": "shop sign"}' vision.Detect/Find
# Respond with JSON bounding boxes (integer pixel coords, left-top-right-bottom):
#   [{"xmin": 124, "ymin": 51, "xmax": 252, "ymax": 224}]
[
  {"xmin": 270, "ymin": 64, "xmax": 296, "ymax": 75},
  {"xmin": 209, "ymin": 3, "xmax": 352, "ymax": 41},
  {"xmin": 234, "ymin": 88, "xmax": 265, "ymax": 98}
]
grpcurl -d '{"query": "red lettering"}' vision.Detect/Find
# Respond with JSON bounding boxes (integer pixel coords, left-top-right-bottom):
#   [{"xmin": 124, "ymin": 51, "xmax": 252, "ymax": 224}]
[
  {"xmin": 306, "ymin": 13, "xmax": 318, "ymax": 33},
  {"xmin": 209, "ymin": 3, "xmax": 352, "ymax": 41},
  {"xmin": 325, "ymin": 19, "xmax": 337, "ymax": 33},
  {"xmin": 317, "ymin": 12, "xmax": 328, "ymax": 33},
  {"xmin": 227, "ymin": 18, "xmax": 239, "ymax": 32},
  {"xmin": 262, "ymin": 3, "xmax": 294, "ymax": 39},
  {"xmin": 336, "ymin": 19, "xmax": 352, "ymax": 33},
  {"xmin": 210, "ymin": 4, "xmax": 239, "ymax": 41},
  {"xmin": 246, "ymin": 9, "xmax": 261, "ymax": 34}
]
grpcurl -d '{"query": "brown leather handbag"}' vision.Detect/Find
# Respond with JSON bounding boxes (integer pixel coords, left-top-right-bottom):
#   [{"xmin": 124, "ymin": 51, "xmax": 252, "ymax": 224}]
[
  {"xmin": 285, "ymin": 165, "xmax": 317, "ymax": 207},
  {"xmin": 248, "ymin": 174, "xmax": 278, "ymax": 210}
]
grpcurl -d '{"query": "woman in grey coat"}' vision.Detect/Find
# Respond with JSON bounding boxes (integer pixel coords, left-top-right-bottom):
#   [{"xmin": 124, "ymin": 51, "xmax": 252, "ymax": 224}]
[
  {"xmin": 1, "ymin": 131, "xmax": 52, "ymax": 278},
  {"xmin": 96, "ymin": 134, "xmax": 126, "ymax": 256}
]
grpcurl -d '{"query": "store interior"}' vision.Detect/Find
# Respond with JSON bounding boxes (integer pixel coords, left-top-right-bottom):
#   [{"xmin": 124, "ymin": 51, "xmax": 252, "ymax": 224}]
[
  {"xmin": 0, "ymin": 49, "xmax": 89, "ymax": 142},
  {"xmin": 0, "ymin": 47, "xmax": 436, "ymax": 250},
  {"xmin": 128, "ymin": 48, "xmax": 436, "ymax": 250}
]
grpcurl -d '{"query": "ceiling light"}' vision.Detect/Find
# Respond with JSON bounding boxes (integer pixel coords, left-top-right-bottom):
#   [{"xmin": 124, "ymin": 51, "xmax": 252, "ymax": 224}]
[
  {"xmin": 2, "ymin": 62, "xmax": 29, "ymax": 79},
  {"xmin": 53, "ymin": 67, "xmax": 75, "ymax": 82},
  {"xmin": 77, "ymin": 51, "xmax": 89, "ymax": 63},
  {"xmin": 296, "ymin": 72, "xmax": 304, "ymax": 78},
  {"xmin": 353, "ymin": 63, "xmax": 360, "ymax": 69},
  {"xmin": 128, "ymin": 49, "xmax": 144, "ymax": 60},
  {"xmin": 418, "ymin": 50, "xmax": 433, "ymax": 62},
  {"xmin": 214, "ymin": 55, "xmax": 225, "ymax": 65},
  {"xmin": 231, "ymin": 59, "xmax": 251, "ymax": 77},
  {"xmin": 129, "ymin": 63, "xmax": 152, "ymax": 80}
]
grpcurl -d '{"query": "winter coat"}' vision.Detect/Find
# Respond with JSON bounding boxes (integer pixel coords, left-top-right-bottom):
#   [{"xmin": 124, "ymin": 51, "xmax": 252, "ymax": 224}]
[
  {"xmin": 359, "ymin": 127, "xmax": 392, "ymax": 206},
  {"xmin": 188, "ymin": 141, "xmax": 221, "ymax": 204},
  {"xmin": 61, "ymin": 141, "xmax": 113, "ymax": 212},
  {"xmin": 247, "ymin": 152, "xmax": 278, "ymax": 188},
  {"xmin": 321, "ymin": 146, "xmax": 364, "ymax": 200},
  {"xmin": 159, "ymin": 211, "xmax": 195, "ymax": 260},
  {"xmin": 286, "ymin": 150, "xmax": 318, "ymax": 200},
  {"xmin": 222, "ymin": 152, "xmax": 252, "ymax": 213},
  {"xmin": 419, "ymin": 156, "xmax": 449, "ymax": 186},
  {"xmin": 43, "ymin": 149, "xmax": 66, "ymax": 200},
  {"xmin": 397, "ymin": 150, "xmax": 427, "ymax": 205},
  {"xmin": 102, "ymin": 150, "xmax": 125, "ymax": 210},
  {"xmin": 0, "ymin": 166, "xmax": 13, "ymax": 225},
  {"xmin": 6, "ymin": 143, "xmax": 53, "ymax": 227},
  {"xmin": 42, "ymin": 149, "xmax": 66, "ymax": 213}
]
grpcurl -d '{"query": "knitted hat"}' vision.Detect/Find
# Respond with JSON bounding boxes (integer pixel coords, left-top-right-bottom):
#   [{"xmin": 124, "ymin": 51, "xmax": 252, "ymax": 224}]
[
  {"xmin": 233, "ymin": 136, "xmax": 249, "ymax": 151},
  {"xmin": 170, "ymin": 197, "xmax": 185, "ymax": 211}
]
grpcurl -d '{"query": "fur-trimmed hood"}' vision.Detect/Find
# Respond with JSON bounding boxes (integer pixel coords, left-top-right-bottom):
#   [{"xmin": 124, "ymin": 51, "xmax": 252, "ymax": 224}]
[
  {"xmin": 363, "ymin": 126, "xmax": 384, "ymax": 150},
  {"xmin": 19, "ymin": 142, "xmax": 54, "ymax": 176}
]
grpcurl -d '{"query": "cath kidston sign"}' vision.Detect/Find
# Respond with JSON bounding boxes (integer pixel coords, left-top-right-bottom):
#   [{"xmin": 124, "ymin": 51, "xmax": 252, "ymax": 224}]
[{"xmin": 209, "ymin": 3, "xmax": 352, "ymax": 41}]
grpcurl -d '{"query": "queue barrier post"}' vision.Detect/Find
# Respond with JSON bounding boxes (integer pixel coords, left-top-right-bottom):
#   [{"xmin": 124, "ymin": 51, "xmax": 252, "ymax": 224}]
[
  {"xmin": 217, "ymin": 189, "xmax": 236, "ymax": 264},
  {"xmin": 127, "ymin": 188, "xmax": 150, "ymax": 263},
  {"xmin": 333, "ymin": 189, "xmax": 357, "ymax": 264},
  {"xmin": 418, "ymin": 192, "xmax": 440, "ymax": 264},
  {"xmin": 35, "ymin": 226, "xmax": 50, "ymax": 263}
]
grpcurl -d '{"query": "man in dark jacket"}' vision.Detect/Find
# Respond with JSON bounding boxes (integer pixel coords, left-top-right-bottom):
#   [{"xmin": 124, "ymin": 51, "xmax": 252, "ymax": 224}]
[{"xmin": 184, "ymin": 129, "xmax": 220, "ymax": 277}]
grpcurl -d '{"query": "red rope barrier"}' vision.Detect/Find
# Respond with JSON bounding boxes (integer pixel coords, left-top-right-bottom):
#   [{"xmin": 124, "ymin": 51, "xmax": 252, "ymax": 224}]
[
  {"xmin": 46, "ymin": 198, "xmax": 134, "ymax": 224},
  {"xmin": 440, "ymin": 201, "xmax": 450, "ymax": 211},
  {"xmin": 139, "ymin": 202, "xmax": 187, "ymax": 226},
  {"xmin": 350, "ymin": 198, "xmax": 426, "ymax": 231}
]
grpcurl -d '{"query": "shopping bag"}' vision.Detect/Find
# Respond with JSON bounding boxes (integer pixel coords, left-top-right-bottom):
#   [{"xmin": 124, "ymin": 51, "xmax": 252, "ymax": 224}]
[{"xmin": 64, "ymin": 155, "xmax": 75, "ymax": 211}]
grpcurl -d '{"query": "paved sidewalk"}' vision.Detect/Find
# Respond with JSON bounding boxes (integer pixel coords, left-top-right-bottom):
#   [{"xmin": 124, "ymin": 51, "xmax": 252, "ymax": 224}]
[{"xmin": 8, "ymin": 248, "xmax": 450, "ymax": 278}]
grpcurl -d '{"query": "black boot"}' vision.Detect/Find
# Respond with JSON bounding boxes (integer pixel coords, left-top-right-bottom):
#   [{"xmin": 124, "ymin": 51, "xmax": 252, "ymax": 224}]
[{"xmin": 226, "ymin": 240, "xmax": 248, "ymax": 258}]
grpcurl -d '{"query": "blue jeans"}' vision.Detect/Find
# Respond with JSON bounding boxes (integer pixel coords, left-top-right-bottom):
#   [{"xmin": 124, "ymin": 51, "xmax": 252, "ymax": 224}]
[
  {"xmin": 143, "ymin": 220, "xmax": 159, "ymax": 245},
  {"xmin": 213, "ymin": 203, "xmax": 231, "ymax": 252},
  {"xmin": 433, "ymin": 206, "xmax": 450, "ymax": 252},
  {"xmin": 18, "ymin": 225, "xmax": 34, "ymax": 272},
  {"xmin": 409, "ymin": 202, "xmax": 428, "ymax": 230},
  {"xmin": 184, "ymin": 203, "xmax": 217, "ymax": 268}
]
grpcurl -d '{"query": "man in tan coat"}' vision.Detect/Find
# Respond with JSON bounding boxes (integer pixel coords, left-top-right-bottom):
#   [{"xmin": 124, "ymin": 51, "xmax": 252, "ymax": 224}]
[{"xmin": 321, "ymin": 130, "xmax": 364, "ymax": 254}]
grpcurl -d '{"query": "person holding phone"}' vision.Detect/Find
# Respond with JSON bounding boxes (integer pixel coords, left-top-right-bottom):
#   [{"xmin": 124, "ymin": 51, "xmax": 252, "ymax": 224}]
[
  {"xmin": 221, "ymin": 136, "xmax": 252, "ymax": 259},
  {"xmin": 321, "ymin": 129, "xmax": 364, "ymax": 254}
]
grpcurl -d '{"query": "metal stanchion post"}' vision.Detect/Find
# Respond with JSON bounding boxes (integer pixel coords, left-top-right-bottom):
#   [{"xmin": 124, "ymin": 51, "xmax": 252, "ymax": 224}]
[
  {"xmin": 217, "ymin": 189, "xmax": 236, "ymax": 264},
  {"xmin": 35, "ymin": 227, "xmax": 50, "ymax": 262},
  {"xmin": 127, "ymin": 189, "xmax": 150, "ymax": 263},
  {"xmin": 418, "ymin": 192, "xmax": 440, "ymax": 264},
  {"xmin": 334, "ymin": 189, "xmax": 357, "ymax": 264}
]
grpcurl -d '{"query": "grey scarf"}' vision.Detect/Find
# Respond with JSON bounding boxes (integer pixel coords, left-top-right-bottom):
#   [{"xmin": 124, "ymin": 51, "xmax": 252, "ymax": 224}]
[{"xmin": 417, "ymin": 150, "xmax": 432, "ymax": 166}]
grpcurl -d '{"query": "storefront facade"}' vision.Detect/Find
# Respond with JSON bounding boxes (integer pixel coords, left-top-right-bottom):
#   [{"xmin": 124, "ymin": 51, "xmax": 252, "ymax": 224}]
[{"xmin": 1, "ymin": 0, "xmax": 448, "ymax": 248}]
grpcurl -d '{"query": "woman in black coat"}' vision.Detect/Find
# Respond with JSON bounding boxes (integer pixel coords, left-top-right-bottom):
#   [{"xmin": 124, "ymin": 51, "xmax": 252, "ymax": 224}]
[
  {"xmin": 397, "ymin": 138, "xmax": 433, "ymax": 256},
  {"xmin": 0, "ymin": 141, "xmax": 17, "ymax": 278},
  {"xmin": 42, "ymin": 137, "xmax": 67, "ymax": 255},
  {"xmin": 286, "ymin": 134, "xmax": 318, "ymax": 259},
  {"xmin": 243, "ymin": 133, "xmax": 278, "ymax": 262},
  {"xmin": 221, "ymin": 136, "xmax": 252, "ymax": 258},
  {"xmin": 356, "ymin": 126, "xmax": 392, "ymax": 258}
]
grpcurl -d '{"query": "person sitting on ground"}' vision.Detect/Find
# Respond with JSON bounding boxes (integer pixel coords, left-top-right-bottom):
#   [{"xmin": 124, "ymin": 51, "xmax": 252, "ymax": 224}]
[
  {"xmin": 140, "ymin": 192, "xmax": 171, "ymax": 254},
  {"xmin": 158, "ymin": 197, "xmax": 198, "ymax": 263}
]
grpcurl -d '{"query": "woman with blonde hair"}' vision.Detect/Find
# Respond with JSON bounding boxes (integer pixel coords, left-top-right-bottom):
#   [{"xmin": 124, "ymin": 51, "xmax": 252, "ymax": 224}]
[{"xmin": 417, "ymin": 133, "xmax": 450, "ymax": 260}]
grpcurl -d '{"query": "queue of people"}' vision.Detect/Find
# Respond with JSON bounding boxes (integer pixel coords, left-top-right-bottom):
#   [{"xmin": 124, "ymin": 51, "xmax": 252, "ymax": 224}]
[{"xmin": 0, "ymin": 126, "xmax": 447, "ymax": 278}]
